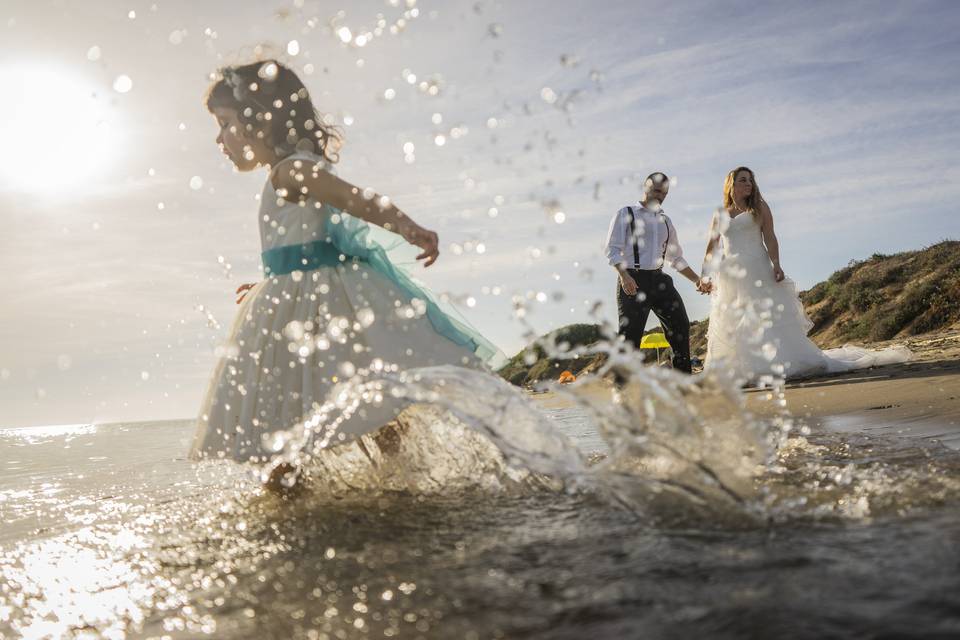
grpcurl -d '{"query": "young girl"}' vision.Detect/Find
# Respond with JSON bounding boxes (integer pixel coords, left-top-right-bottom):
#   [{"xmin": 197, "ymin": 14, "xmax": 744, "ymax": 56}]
[{"xmin": 189, "ymin": 60, "xmax": 498, "ymax": 483}]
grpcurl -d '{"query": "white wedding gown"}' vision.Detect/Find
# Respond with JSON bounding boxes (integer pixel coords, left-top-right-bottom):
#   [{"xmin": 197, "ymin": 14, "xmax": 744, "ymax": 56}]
[{"xmin": 704, "ymin": 210, "xmax": 910, "ymax": 382}]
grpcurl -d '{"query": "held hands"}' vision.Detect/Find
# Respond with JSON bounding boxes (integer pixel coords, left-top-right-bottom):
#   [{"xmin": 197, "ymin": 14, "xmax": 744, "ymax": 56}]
[
  {"xmin": 695, "ymin": 277, "xmax": 713, "ymax": 295},
  {"xmin": 405, "ymin": 225, "xmax": 440, "ymax": 267},
  {"xmin": 236, "ymin": 283, "xmax": 256, "ymax": 304},
  {"xmin": 773, "ymin": 264, "xmax": 785, "ymax": 282}
]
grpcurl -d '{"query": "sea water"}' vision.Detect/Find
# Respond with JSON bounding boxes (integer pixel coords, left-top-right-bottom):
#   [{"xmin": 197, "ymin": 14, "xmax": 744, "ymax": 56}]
[{"xmin": 2, "ymin": 367, "xmax": 960, "ymax": 639}]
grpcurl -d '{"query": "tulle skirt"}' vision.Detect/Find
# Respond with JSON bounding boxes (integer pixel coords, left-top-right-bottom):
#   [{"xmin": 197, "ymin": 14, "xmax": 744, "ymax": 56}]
[
  {"xmin": 705, "ymin": 249, "xmax": 910, "ymax": 382},
  {"xmin": 190, "ymin": 262, "xmax": 487, "ymax": 463}
]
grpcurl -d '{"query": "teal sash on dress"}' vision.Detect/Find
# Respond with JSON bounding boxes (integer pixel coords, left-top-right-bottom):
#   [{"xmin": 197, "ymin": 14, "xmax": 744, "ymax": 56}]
[
  {"xmin": 261, "ymin": 240, "xmax": 347, "ymax": 276},
  {"xmin": 260, "ymin": 220, "xmax": 501, "ymax": 366}
]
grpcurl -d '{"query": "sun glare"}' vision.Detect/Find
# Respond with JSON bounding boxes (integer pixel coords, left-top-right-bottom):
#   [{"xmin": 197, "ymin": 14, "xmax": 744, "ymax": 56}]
[{"xmin": 0, "ymin": 65, "xmax": 119, "ymax": 194}]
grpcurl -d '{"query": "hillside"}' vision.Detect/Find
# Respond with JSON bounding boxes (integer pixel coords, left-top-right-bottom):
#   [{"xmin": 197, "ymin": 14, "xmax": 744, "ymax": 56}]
[
  {"xmin": 497, "ymin": 324, "xmax": 607, "ymax": 387},
  {"xmin": 800, "ymin": 240, "xmax": 960, "ymax": 346},
  {"xmin": 500, "ymin": 241, "xmax": 960, "ymax": 385}
]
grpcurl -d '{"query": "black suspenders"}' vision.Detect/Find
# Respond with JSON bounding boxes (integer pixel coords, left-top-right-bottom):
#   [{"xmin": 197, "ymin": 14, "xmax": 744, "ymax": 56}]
[
  {"xmin": 627, "ymin": 207, "xmax": 641, "ymax": 267},
  {"xmin": 626, "ymin": 207, "xmax": 670, "ymax": 269}
]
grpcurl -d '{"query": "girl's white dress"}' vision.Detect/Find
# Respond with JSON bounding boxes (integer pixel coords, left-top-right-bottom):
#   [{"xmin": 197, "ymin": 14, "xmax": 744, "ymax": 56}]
[
  {"xmin": 704, "ymin": 210, "xmax": 910, "ymax": 382},
  {"xmin": 190, "ymin": 152, "xmax": 498, "ymax": 462}
]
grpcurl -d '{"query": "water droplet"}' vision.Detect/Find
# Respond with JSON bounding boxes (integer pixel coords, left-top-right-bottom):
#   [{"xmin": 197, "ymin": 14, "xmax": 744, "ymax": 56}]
[
  {"xmin": 259, "ymin": 61, "xmax": 279, "ymax": 80},
  {"xmin": 140, "ymin": 371, "xmax": 150, "ymax": 381},
  {"xmin": 56, "ymin": 355, "xmax": 72, "ymax": 371},
  {"xmin": 189, "ymin": 176, "xmax": 204, "ymax": 190},
  {"xmin": 540, "ymin": 87, "xmax": 557, "ymax": 104},
  {"xmin": 431, "ymin": 112, "xmax": 443, "ymax": 124},
  {"xmin": 762, "ymin": 342, "xmax": 778, "ymax": 361},
  {"xmin": 336, "ymin": 26, "xmax": 353, "ymax": 43},
  {"xmin": 553, "ymin": 211, "xmax": 566, "ymax": 224},
  {"xmin": 287, "ymin": 39, "xmax": 300, "ymax": 56},
  {"xmin": 113, "ymin": 75, "xmax": 133, "ymax": 93},
  {"xmin": 86, "ymin": 46, "xmax": 101, "ymax": 61},
  {"xmin": 357, "ymin": 308, "xmax": 376, "ymax": 327},
  {"xmin": 383, "ymin": 88, "xmax": 396, "ymax": 100},
  {"xmin": 168, "ymin": 29, "xmax": 185, "ymax": 45},
  {"xmin": 488, "ymin": 23, "xmax": 503, "ymax": 37},
  {"xmin": 434, "ymin": 134, "xmax": 446, "ymax": 146}
]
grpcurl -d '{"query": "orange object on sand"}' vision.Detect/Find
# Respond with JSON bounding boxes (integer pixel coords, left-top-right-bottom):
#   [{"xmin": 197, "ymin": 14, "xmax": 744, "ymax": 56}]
[{"xmin": 558, "ymin": 370, "xmax": 576, "ymax": 384}]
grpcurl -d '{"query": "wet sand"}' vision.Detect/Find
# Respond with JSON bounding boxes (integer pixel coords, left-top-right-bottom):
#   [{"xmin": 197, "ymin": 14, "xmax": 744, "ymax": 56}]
[{"xmin": 748, "ymin": 329, "xmax": 960, "ymax": 449}]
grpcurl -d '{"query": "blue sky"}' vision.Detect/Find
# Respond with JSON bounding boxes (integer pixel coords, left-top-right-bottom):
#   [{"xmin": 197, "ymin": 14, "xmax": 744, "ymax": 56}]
[{"xmin": 1, "ymin": 0, "xmax": 958, "ymax": 426}]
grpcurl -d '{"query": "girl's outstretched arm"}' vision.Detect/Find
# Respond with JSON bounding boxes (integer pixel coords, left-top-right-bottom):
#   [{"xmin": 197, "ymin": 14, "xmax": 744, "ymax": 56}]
[{"xmin": 271, "ymin": 158, "xmax": 439, "ymax": 266}]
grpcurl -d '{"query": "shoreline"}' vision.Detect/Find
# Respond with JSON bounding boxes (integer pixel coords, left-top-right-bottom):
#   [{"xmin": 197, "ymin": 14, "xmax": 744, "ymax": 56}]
[{"xmin": 747, "ymin": 329, "xmax": 960, "ymax": 449}]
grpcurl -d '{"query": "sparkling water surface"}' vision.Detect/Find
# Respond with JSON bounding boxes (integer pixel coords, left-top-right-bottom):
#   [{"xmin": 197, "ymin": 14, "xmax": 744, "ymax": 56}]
[{"xmin": 2, "ymin": 392, "xmax": 960, "ymax": 639}]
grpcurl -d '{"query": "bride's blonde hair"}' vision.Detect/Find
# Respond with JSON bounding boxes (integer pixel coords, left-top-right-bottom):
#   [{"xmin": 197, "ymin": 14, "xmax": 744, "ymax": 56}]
[{"xmin": 723, "ymin": 166, "xmax": 764, "ymax": 216}]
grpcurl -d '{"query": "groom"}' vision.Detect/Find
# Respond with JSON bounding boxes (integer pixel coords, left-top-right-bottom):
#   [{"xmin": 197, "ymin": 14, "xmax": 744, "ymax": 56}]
[{"xmin": 603, "ymin": 172, "xmax": 709, "ymax": 373}]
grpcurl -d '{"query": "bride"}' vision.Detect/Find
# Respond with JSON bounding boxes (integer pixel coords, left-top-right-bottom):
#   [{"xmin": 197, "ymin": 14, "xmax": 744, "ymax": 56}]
[{"xmin": 701, "ymin": 166, "xmax": 910, "ymax": 382}]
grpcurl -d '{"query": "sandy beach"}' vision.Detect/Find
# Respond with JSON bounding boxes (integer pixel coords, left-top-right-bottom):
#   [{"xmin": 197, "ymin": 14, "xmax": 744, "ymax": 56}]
[{"xmin": 748, "ymin": 328, "xmax": 960, "ymax": 450}]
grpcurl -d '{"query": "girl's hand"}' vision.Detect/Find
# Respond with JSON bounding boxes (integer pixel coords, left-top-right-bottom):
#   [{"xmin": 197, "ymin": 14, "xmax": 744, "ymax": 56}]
[
  {"xmin": 406, "ymin": 227, "xmax": 440, "ymax": 267},
  {"xmin": 236, "ymin": 283, "xmax": 256, "ymax": 304},
  {"xmin": 773, "ymin": 264, "xmax": 785, "ymax": 282}
]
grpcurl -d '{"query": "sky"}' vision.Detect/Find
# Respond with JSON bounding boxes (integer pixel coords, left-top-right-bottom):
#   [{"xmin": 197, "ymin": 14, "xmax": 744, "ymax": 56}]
[{"xmin": 0, "ymin": 0, "xmax": 958, "ymax": 427}]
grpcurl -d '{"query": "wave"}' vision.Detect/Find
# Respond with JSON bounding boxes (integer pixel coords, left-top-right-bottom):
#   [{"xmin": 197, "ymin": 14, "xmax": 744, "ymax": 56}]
[{"xmin": 195, "ymin": 355, "xmax": 960, "ymax": 526}]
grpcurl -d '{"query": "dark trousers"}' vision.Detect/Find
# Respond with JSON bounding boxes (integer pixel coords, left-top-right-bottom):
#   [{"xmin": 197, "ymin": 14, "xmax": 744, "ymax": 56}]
[{"xmin": 617, "ymin": 269, "xmax": 692, "ymax": 373}]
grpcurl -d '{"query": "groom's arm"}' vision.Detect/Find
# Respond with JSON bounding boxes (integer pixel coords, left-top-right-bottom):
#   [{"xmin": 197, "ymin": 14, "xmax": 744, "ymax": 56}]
[
  {"xmin": 605, "ymin": 209, "xmax": 638, "ymax": 295},
  {"xmin": 604, "ymin": 208, "xmax": 628, "ymax": 269},
  {"xmin": 664, "ymin": 217, "xmax": 699, "ymax": 284}
]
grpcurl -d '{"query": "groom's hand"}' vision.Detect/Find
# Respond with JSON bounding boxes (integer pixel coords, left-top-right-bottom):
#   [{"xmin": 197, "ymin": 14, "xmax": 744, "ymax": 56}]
[
  {"xmin": 696, "ymin": 277, "xmax": 712, "ymax": 294},
  {"xmin": 620, "ymin": 273, "xmax": 638, "ymax": 296}
]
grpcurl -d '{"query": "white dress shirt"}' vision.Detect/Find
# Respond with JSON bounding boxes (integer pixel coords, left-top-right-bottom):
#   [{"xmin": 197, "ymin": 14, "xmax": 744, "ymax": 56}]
[{"xmin": 604, "ymin": 204, "xmax": 690, "ymax": 271}]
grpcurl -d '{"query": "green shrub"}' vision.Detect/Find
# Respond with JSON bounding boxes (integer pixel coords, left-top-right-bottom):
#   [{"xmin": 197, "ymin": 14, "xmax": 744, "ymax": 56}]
[
  {"xmin": 802, "ymin": 282, "xmax": 830, "ymax": 305},
  {"xmin": 869, "ymin": 280, "xmax": 938, "ymax": 340},
  {"xmin": 548, "ymin": 323, "xmax": 604, "ymax": 351},
  {"xmin": 848, "ymin": 288, "xmax": 884, "ymax": 312}
]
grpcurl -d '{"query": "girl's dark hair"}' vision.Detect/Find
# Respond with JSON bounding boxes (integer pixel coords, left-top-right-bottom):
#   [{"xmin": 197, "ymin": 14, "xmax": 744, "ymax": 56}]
[{"xmin": 205, "ymin": 60, "xmax": 342, "ymax": 163}]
